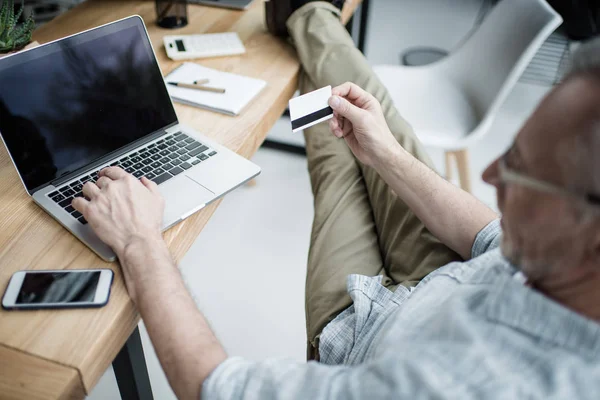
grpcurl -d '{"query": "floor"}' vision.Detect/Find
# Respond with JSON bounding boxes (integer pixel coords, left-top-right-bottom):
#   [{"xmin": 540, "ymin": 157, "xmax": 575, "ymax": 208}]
[{"xmin": 88, "ymin": 1, "xmax": 552, "ymax": 398}]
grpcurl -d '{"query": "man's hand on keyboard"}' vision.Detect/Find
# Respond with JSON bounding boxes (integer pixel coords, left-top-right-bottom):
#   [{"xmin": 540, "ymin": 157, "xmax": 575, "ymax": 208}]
[{"xmin": 72, "ymin": 167, "xmax": 165, "ymax": 259}]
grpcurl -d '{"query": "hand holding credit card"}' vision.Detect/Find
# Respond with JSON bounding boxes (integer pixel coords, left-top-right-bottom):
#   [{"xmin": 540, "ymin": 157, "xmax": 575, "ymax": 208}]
[
  {"xmin": 289, "ymin": 86, "xmax": 334, "ymax": 133},
  {"xmin": 293, "ymin": 81, "xmax": 402, "ymax": 170}
]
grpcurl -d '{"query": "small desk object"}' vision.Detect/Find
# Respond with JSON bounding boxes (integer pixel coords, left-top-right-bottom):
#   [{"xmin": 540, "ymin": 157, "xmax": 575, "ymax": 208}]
[{"xmin": 0, "ymin": 0, "xmax": 362, "ymax": 399}]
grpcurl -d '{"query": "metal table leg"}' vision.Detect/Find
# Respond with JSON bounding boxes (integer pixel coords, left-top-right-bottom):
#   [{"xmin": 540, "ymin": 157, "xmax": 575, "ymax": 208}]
[
  {"xmin": 262, "ymin": 139, "xmax": 307, "ymax": 155},
  {"xmin": 357, "ymin": 0, "xmax": 371, "ymax": 53},
  {"xmin": 112, "ymin": 326, "xmax": 154, "ymax": 400},
  {"xmin": 346, "ymin": 0, "xmax": 371, "ymax": 53}
]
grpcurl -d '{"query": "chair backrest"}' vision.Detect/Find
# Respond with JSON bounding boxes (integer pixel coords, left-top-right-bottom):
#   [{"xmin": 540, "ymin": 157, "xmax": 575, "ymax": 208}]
[{"xmin": 442, "ymin": 0, "xmax": 562, "ymax": 141}]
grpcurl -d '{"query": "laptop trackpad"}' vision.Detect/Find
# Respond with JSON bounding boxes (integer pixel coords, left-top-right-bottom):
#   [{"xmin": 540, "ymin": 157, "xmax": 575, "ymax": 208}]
[{"xmin": 159, "ymin": 176, "xmax": 215, "ymax": 227}]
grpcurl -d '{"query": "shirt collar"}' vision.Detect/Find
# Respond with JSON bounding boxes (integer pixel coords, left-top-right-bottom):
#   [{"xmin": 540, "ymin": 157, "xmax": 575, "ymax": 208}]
[{"xmin": 478, "ymin": 264, "xmax": 600, "ymax": 358}]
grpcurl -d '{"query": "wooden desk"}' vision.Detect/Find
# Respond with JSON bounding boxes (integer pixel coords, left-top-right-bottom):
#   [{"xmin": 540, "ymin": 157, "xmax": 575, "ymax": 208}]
[{"xmin": 0, "ymin": 0, "xmax": 362, "ymax": 399}]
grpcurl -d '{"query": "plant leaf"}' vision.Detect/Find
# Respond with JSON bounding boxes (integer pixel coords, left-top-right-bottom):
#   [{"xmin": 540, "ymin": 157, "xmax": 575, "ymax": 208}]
[
  {"xmin": 0, "ymin": 0, "xmax": 34, "ymax": 53},
  {"xmin": 0, "ymin": 1, "xmax": 8, "ymax": 41},
  {"xmin": 1, "ymin": 0, "xmax": 15, "ymax": 42},
  {"xmin": 13, "ymin": 0, "xmax": 22, "ymax": 23}
]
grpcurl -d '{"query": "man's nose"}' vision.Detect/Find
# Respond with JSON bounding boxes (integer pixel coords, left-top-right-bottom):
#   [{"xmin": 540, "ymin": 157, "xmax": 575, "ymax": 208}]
[{"xmin": 482, "ymin": 158, "xmax": 500, "ymax": 187}]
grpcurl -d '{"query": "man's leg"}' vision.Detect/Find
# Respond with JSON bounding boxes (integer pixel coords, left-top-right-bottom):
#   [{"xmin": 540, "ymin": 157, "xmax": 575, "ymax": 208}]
[
  {"xmin": 299, "ymin": 70, "xmax": 384, "ymax": 361},
  {"xmin": 288, "ymin": 3, "xmax": 462, "ymax": 358}
]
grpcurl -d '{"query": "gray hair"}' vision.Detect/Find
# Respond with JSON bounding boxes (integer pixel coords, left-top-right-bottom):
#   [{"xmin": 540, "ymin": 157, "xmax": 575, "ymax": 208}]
[
  {"xmin": 558, "ymin": 38, "xmax": 600, "ymax": 202},
  {"xmin": 566, "ymin": 37, "xmax": 600, "ymax": 81}
]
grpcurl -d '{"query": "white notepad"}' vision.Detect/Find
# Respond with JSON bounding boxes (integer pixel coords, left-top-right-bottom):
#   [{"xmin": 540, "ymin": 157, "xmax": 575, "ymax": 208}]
[{"xmin": 165, "ymin": 63, "xmax": 267, "ymax": 116}]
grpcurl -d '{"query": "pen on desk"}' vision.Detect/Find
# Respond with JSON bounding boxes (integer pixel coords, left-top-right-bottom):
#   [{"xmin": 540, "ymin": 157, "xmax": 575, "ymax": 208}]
[{"xmin": 167, "ymin": 81, "xmax": 226, "ymax": 94}]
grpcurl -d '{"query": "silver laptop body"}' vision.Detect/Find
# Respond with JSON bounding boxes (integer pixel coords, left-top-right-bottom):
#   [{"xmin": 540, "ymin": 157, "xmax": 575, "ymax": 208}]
[
  {"xmin": 0, "ymin": 16, "xmax": 261, "ymax": 262},
  {"xmin": 188, "ymin": 0, "xmax": 256, "ymax": 10}
]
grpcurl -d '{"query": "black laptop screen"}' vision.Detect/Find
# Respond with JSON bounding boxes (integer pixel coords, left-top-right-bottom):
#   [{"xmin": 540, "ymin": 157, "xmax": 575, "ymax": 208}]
[{"xmin": 0, "ymin": 17, "xmax": 178, "ymax": 193}]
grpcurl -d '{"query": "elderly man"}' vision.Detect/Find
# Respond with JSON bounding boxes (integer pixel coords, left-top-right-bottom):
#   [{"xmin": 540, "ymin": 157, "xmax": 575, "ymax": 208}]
[{"xmin": 73, "ymin": 1, "xmax": 600, "ymax": 399}]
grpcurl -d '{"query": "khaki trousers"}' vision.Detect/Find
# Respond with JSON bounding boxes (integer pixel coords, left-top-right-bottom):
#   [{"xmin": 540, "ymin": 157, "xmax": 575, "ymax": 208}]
[{"xmin": 287, "ymin": 3, "xmax": 462, "ymax": 360}]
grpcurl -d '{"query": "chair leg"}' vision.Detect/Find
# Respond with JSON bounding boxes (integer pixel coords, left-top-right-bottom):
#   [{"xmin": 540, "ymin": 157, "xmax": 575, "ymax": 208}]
[
  {"xmin": 444, "ymin": 151, "xmax": 454, "ymax": 181},
  {"xmin": 453, "ymin": 149, "xmax": 472, "ymax": 193}
]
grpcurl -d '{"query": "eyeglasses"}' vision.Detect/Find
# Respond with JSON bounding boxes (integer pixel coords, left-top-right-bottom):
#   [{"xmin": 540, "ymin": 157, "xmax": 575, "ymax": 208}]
[{"xmin": 498, "ymin": 157, "xmax": 600, "ymax": 206}]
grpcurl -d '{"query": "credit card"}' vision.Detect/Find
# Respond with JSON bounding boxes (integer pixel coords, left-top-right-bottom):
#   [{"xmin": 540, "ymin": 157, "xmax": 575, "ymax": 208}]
[{"xmin": 288, "ymin": 86, "xmax": 334, "ymax": 133}]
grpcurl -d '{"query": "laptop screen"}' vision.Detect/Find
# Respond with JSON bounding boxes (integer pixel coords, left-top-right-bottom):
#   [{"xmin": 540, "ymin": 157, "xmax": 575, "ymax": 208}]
[{"xmin": 0, "ymin": 17, "xmax": 177, "ymax": 193}]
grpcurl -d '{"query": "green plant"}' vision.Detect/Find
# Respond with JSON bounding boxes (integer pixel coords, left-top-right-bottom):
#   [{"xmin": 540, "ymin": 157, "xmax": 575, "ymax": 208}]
[{"xmin": 0, "ymin": 0, "xmax": 34, "ymax": 53}]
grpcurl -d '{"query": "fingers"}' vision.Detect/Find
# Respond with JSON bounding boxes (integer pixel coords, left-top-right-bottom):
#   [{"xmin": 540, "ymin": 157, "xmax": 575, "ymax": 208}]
[
  {"xmin": 140, "ymin": 177, "xmax": 160, "ymax": 196},
  {"xmin": 328, "ymin": 95, "xmax": 364, "ymax": 125},
  {"xmin": 99, "ymin": 166, "xmax": 128, "ymax": 180},
  {"xmin": 331, "ymin": 82, "xmax": 372, "ymax": 107},
  {"xmin": 332, "ymin": 82, "xmax": 366, "ymax": 100},
  {"xmin": 329, "ymin": 116, "xmax": 344, "ymax": 138},
  {"xmin": 342, "ymin": 118, "xmax": 352, "ymax": 137},
  {"xmin": 72, "ymin": 196, "xmax": 89, "ymax": 214},
  {"xmin": 330, "ymin": 111, "xmax": 355, "ymax": 139},
  {"xmin": 82, "ymin": 181, "xmax": 101, "ymax": 199},
  {"xmin": 96, "ymin": 176, "xmax": 112, "ymax": 190}
]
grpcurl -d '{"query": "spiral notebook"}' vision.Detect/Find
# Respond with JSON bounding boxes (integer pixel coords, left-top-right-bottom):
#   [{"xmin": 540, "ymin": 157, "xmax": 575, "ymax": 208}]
[{"xmin": 165, "ymin": 63, "xmax": 267, "ymax": 116}]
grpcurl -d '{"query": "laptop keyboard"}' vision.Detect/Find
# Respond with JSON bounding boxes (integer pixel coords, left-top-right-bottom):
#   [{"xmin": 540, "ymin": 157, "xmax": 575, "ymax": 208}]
[{"xmin": 46, "ymin": 132, "xmax": 217, "ymax": 225}]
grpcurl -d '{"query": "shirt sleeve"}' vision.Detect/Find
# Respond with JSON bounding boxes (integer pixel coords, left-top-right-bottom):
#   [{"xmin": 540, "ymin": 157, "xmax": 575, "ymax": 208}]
[
  {"xmin": 202, "ymin": 357, "xmax": 405, "ymax": 400},
  {"xmin": 471, "ymin": 219, "xmax": 502, "ymax": 259}
]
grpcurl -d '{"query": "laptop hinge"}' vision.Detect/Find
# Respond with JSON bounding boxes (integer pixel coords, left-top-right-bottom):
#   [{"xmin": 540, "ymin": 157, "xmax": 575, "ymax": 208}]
[
  {"xmin": 165, "ymin": 125, "xmax": 181, "ymax": 134},
  {"xmin": 49, "ymin": 123, "xmax": 180, "ymax": 188}
]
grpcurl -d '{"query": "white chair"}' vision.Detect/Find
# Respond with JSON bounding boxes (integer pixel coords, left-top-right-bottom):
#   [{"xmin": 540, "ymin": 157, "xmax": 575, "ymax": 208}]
[{"xmin": 374, "ymin": 0, "xmax": 562, "ymax": 192}]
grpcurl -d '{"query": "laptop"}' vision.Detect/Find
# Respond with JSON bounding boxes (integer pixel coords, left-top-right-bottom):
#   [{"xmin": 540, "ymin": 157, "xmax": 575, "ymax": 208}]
[
  {"xmin": 188, "ymin": 0, "xmax": 256, "ymax": 10},
  {"xmin": 0, "ymin": 16, "xmax": 261, "ymax": 262}
]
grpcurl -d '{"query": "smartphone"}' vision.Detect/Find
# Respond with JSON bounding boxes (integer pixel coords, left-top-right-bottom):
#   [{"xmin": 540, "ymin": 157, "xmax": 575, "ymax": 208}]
[{"xmin": 2, "ymin": 269, "xmax": 114, "ymax": 310}]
